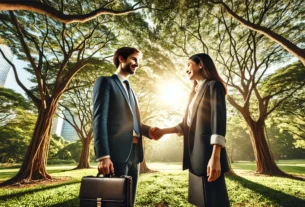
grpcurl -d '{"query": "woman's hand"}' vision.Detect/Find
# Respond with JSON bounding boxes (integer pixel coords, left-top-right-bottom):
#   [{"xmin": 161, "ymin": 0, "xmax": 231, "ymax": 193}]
[{"xmin": 207, "ymin": 155, "xmax": 221, "ymax": 182}]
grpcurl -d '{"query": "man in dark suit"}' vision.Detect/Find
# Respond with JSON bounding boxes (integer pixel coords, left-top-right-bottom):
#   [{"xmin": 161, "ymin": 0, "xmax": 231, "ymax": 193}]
[{"xmin": 93, "ymin": 47, "xmax": 159, "ymax": 205}]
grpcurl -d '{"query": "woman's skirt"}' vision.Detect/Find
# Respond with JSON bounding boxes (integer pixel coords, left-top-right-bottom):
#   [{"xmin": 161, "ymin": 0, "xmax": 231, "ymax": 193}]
[{"xmin": 188, "ymin": 171, "xmax": 230, "ymax": 207}]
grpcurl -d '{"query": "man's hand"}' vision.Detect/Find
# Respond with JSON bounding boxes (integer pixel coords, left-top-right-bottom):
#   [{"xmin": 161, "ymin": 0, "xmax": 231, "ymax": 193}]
[
  {"xmin": 98, "ymin": 158, "xmax": 114, "ymax": 175},
  {"xmin": 150, "ymin": 127, "xmax": 164, "ymax": 140},
  {"xmin": 207, "ymin": 155, "xmax": 221, "ymax": 182}
]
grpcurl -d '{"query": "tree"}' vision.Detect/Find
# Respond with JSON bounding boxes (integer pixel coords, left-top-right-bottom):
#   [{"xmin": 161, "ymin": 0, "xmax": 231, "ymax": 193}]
[
  {"xmin": 0, "ymin": 87, "xmax": 32, "ymax": 122},
  {"xmin": 58, "ymin": 86, "xmax": 93, "ymax": 169},
  {"xmin": 226, "ymin": 112, "xmax": 255, "ymax": 162},
  {"xmin": 265, "ymin": 125, "xmax": 305, "ymax": 160},
  {"xmin": 261, "ymin": 62, "xmax": 305, "ymax": 149},
  {"xmin": 0, "ymin": 109, "xmax": 36, "ymax": 163},
  {"xmin": 48, "ymin": 134, "xmax": 70, "ymax": 160},
  {"xmin": 208, "ymin": 0, "xmax": 305, "ymax": 67},
  {"xmin": 57, "ymin": 64, "xmax": 112, "ymax": 169},
  {"xmin": 0, "ymin": 0, "xmax": 147, "ymax": 24},
  {"xmin": 274, "ymin": 96, "xmax": 305, "ymax": 148},
  {"xmin": 0, "ymin": 89, "xmax": 34, "ymax": 163},
  {"xmin": 0, "ymin": 6, "xmax": 116, "ymax": 184},
  {"xmin": 56, "ymin": 140, "xmax": 95, "ymax": 163},
  {"xmin": 211, "ymin": 8, "xmax": 305, "ymax": 175}
]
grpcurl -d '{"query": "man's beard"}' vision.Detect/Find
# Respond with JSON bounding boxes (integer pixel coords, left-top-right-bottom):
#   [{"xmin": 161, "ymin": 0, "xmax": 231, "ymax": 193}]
[{"xmin": 123, "ymin": 63, "xmax": 136, "ymax": 75}]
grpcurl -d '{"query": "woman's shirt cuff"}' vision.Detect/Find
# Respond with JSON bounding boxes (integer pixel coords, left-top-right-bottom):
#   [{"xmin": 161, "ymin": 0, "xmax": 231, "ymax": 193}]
[
  {"xmin": 210, "ymin": 134, "xmax": 226, "ymax": 148},
  {"xmin": 175, "ymin": 124, "xmax": 183, "ymax": 136}
]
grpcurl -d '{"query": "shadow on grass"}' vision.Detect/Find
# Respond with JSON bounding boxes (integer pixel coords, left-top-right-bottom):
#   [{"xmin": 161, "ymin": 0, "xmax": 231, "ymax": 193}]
[
  {"xmin": 46, "ymin": 166, "xmax": 96, "ymax": 174},
  {"xmin": 0, "ymin": 180, "xmax": 79, "ymax": 201},
  {"xmin": 0, "ymin": 171, "xmax": 18, "ymax": 180},
  {"xmin": 278, "ymin": 166, "xmax": 305, "ymax": 175},
  {"xmin": 0, "ymin": 171, "xmax": 74, "ymax": 184},
  {"xmin": 0, "ymin": 165, "xmax": 21, "ymax": 170},
  {"xmin": 51, "ymin": 197, "xmax": 79, "ymax": 207},
  {"xmin": 227, "ymin": 175, "xmax": 305, "ymax": 207},
  {"xmin": 0, "ymin": 169, "xmax": 74, "ymax": 181}
]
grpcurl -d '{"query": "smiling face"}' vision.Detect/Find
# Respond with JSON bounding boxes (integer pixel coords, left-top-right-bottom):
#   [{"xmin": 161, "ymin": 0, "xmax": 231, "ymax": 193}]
[
  {"xmin": 186, "ymin": 59, "xmax": 204, "ymax": 80},
  {"xmin": 119, "ymin": 52, "xmax": 141, "ymax": 76}
]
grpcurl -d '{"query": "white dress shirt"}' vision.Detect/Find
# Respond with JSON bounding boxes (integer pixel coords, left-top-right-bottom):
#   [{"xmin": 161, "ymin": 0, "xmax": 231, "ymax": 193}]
[{"xmin": 115, "ymin": 72, "xmax": 129, "ymax": 99}]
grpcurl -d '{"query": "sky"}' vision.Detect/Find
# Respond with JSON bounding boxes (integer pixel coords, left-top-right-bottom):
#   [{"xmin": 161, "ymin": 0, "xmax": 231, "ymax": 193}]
[{"xmin": 4, "ymin": 58, "xmax": 34, "ymax": 97}]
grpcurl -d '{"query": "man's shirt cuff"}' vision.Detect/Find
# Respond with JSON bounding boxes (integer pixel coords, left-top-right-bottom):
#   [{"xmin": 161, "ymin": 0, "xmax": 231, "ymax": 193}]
[
  {"xmin": 96, "ymin": 155, "xmax": 110, "ymax": 162},
  {"xmin": 210, "ymin": 134, "xmax": 226, "ymax": 148}
]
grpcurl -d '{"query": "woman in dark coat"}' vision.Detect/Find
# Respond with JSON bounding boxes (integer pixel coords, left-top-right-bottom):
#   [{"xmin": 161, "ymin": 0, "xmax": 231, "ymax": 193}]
[{"xmin": 155, "ymin": 53, "xmax": 230, "ymax": 206}]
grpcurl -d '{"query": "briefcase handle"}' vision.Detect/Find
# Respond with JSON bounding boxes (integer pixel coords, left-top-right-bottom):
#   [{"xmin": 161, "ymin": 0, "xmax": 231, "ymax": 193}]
[{"xmin": 97, "ymin": 172, "xmax": 116, "ymax": 177}]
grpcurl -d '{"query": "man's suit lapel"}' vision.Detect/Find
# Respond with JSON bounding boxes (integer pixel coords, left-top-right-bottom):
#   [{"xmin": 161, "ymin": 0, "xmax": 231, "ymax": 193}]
[{"xmin": 190, "ymin": 81, "xmax": 210, "ymax": 126}]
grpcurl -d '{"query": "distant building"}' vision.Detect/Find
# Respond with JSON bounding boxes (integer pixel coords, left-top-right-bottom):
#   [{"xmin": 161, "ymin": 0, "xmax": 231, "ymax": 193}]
[
  {"xmin": 0, "ymin": 45, "xmax": 13, "ymax": 86},
  {"xmin": 51, "ymin": 116, "xmax": 63, "ymax": 137},
  {"xmin": 60, "ymin": 110, "xmax": 80, "ymax": 142}
]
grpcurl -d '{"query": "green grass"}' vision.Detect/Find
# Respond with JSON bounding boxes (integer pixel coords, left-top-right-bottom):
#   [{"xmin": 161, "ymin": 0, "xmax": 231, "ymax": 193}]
[
  {"xmin": 0, "ymin": 160, "xmax": 305, "ymax": 207},
  {"xmin": 230, "ymin": 160, "xmax": 305, "ymax": 176}
]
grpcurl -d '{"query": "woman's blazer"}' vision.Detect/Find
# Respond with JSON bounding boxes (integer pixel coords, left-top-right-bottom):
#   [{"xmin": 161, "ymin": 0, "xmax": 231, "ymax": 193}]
[{"xmin": 179, "ymin": 80, "xmax": 229, "ymax": 176}]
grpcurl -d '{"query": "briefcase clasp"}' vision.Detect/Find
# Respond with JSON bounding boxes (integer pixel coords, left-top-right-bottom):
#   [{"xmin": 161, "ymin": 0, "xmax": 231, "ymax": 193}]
[{"xmin": 97, "ymin": 198, "xmax": 102, "ymax": 207}]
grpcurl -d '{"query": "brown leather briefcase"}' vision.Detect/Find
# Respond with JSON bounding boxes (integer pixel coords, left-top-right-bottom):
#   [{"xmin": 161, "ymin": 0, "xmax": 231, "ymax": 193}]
[{"xmin": 79, "ymin": 174, "xmax": 132, "ymax": 207}]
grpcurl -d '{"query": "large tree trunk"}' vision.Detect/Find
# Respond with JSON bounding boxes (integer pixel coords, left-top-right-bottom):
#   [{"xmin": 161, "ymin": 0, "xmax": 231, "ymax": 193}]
[
  {"xmin": 1, "ymin": 100, "xmax": 58, "ymax": 185},
  {"xmin": 77, "ymin": 137, "xmax": 92, "ymax": 169},
  {"xmin": 226, "ymin": 152, "xmax": 235, "ymax": 175},
  {"xmin": 140, "ymin": 138, "xmax": 151, "ymax": 173},
  {"xmin": 246, "ymin": 118, "xmax": 286, "ymax": 176},
  {"xmin": 228, "ymin": 144, "xmax": 234, "ymax": 164},
  {"xmin": 140, "ymin": 159, "xmax": 150, "ymax": 173}
]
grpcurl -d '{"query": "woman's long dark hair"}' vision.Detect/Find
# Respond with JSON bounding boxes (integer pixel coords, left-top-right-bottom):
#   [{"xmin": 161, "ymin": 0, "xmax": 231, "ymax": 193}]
[{"xmin": 189, "ymin": 53, "xmax": 227, "ymax": 95}]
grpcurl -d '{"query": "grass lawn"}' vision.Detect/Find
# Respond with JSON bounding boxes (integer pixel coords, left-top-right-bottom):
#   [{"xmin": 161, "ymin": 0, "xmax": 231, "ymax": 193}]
[{"xmin": 0, "ymin": 160, "xmax": 304, "ymax": 207}]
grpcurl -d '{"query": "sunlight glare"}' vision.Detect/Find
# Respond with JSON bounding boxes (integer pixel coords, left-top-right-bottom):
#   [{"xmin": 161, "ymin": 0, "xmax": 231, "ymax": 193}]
[{"xmin": 157, "ymin": 80, "xmax": 189, "ymax": 108}]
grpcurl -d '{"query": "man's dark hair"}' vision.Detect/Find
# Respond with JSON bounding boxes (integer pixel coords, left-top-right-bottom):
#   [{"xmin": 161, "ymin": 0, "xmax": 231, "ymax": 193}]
[{"xmin": 113, "ymin": 47, "xmax": 141, "ymax": 68}]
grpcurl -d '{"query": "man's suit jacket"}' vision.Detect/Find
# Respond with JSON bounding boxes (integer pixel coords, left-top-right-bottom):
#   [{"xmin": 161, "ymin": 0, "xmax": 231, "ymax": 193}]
[
  {"xmin": 93, "ymin": 74, "xmax": 150, "ymax": 163},
  {"xmin": 179, "ymin": 80, "xmax": 229, "ymax": 176}
]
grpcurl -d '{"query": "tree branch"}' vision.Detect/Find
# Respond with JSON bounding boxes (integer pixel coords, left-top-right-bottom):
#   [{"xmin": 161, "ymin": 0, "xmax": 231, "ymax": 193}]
[
  {"xmin": 9, "ymin": 11, "xmax": 46, "ymax": 109},
  {"xmin": 0, "ymin": 1, "xmax": 147, "ymax": 24},
  {"xmin": 210, "ymin": 0, "xmax": 305, "ymax": 66},
  {"xmin": 266, "ymin": 81, "xmax": 305, "ymax": 116},
  {"xmin": 0, "ymin": 48, "xmax": 40, "ymax": 106}
]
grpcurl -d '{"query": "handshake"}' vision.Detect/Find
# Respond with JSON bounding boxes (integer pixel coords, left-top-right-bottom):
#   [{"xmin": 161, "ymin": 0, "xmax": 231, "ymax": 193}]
[{"xmin": 149, "ymin": 127, "xmax": 165, "ymax": 141}]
